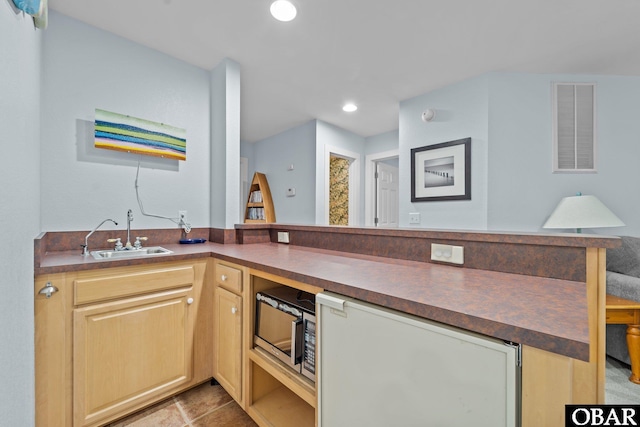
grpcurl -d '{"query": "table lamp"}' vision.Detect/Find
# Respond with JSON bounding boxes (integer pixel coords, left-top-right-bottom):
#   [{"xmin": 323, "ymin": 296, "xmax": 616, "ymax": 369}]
[{"xmin": 543, "ymin": 192, "xmax": 625, "ymax": 233}]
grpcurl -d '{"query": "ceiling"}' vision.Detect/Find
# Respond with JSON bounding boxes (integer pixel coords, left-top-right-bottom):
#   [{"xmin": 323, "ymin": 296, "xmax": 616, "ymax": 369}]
[{"xmin": 49, "ymin": 0, "xmax": 640, "ymax": 143}]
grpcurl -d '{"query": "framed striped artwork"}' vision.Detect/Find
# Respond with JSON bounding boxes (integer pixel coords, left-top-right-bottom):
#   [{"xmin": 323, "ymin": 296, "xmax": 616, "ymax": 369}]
[{"xmin": 94, "ymin": 109, "xmax": 187, "ymax": 161}]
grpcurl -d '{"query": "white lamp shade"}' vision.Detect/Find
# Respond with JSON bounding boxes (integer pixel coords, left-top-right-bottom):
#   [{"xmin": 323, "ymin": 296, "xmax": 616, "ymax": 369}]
[{"xmin": 543, "ymin": 194, "xmax": 625, "ymax": 230}]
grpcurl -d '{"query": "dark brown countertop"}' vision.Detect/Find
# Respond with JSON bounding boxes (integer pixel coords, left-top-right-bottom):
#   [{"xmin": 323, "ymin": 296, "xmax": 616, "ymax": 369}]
[
  {"xmin": 237, "ymin": 222, "xmax": 622, "ymax": 248},
  {"xmin": 36, "ymin": 241, "xmax": 217, "ymax": 273},
  {"xmin": 36, "ymin": 241, "xmax": 591, "ymax": 362}
]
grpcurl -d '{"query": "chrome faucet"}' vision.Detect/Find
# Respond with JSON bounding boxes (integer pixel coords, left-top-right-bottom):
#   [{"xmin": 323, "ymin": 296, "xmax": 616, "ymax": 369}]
[
  {"xmin": 178, "ymin": 214, "xmax": 191, "ymax": 240},
  {"xmin": 125, "ymin": 209, "xmax": 133, "ymax": 249},
  {"xmin": 81, "ymin": 218, "xmax": 118, "ymax": 256}
]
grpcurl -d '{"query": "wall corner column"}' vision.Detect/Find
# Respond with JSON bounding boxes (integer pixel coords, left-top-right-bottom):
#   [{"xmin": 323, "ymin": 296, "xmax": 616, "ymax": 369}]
[{"xmin": 210, "ymin": 58, "xmax": 241, "ymax": 229}]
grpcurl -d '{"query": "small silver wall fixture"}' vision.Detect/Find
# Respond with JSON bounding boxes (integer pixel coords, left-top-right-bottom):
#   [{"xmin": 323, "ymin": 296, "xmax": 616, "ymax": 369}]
[{"xmin": 421, "ymin": 109, "xmax": 436, "ymax": 122}]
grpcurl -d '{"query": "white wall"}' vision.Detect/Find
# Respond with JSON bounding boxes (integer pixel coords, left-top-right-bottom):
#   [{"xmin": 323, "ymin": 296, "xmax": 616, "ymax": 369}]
[
  {"xmin": 0, "ymin": 2, "xmax": 41, "ymax": 424},
  {"xmin": 252, "ymin": 121, "xmax": 317, "ymax": 224},
  {"xmin": 487, "ymin": 72, "xmax": 640, "ymax": 236},
  {"xmin": 240, "ymin": 140, "xmax": 255, "ymax": 172},
  {"xmin": 399, "ymin": 75, "xmax": 489, "ymax": 229},
  {"xmin": 250, "ymin": 121, "xmax": 397, "ymax": 225},
  {"xmin": 41, "ymin": 12, "xmax": 211, "ymax": 233},
  {"xmin": 240, "ymin": 139, "xmax": 254, "ymax": 221},
  {"xmin": 398, "ymin": 71, "xmax": 640, "ymax": 235},
  {"xmin": 210, "ymin": 58, "xmax": 242, "ymax": 229},
  {"xmin": 365, "ymin": 129, "xmax": 399, "ymax": 155}
]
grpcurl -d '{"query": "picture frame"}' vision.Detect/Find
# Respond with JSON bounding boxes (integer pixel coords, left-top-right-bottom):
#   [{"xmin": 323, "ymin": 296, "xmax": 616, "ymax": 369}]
[
  {"xmin": 94, "ymin": 109, "xmax": 187, "ymax": 161},
  {"xmin": 411, "ymin": 137, "xmax": 471, "ymax": 202}
]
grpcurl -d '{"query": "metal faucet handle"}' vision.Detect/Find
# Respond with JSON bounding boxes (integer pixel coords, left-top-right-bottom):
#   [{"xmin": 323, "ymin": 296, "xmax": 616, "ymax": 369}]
[
  {"xmin": 107, "ymin": 238, "xmax": 123, "ymax": 251},
  {"xmin": 134, "ymin": 236, "xmax": 148, "ymax": 249}
]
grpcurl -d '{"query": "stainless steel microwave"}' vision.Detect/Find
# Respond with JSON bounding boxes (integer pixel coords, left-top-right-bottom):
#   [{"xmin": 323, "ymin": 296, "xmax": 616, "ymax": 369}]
[{"xmin": 254, "ymin": 287, "xmax": 316, "ymax": 382}]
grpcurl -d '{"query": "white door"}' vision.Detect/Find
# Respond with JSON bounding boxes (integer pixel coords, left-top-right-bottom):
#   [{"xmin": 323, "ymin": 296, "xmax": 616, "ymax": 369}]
[{"xmin": 375, "ymin": 162, "xmax": 398, "ymax": 227}]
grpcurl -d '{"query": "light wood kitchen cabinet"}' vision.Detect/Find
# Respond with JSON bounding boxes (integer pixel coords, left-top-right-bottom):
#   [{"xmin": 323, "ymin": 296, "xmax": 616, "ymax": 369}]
[
  {"xmin": 212, "ymin": 259, "xmax": 246, "ymax": 405},
  {"xmin": 35, "ymin": 260, "xmax": 211, "ymax": 427},
  {"xmin": 214, "ymin": 286, "xmax": 243, "ymax": 402},
  {"xmin": 34, "ymin": 243, "xmax": 607, "ymax": 427},
  {"xmin": 35, "ymin": 272, "xmax": 70, "ymax": 427},
  {"xmin": 73, "ymin": 287, "xmax": 193, "ymax": 426}
]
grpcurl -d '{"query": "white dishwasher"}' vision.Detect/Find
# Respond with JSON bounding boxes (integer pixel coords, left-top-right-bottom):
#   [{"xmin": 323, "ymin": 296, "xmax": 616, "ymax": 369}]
[{"xmin": 317, "ymin": 292, "xmax": 520, "ymax": 427}]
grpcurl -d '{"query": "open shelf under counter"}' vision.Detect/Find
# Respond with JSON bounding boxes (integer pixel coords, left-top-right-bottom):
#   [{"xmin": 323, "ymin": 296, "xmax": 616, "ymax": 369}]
[
  {"xmin": 247, "ymin": 348, "xmax": 316, "ymax": 427},
  {"xmin": 246, "ymin": 269, "xmax": 321, "ymax": 426},
  {"xmin": 248, "ymin": 382, "xmax": 315, "ymax": 427},
  {"xmin": 248, "ymin": 347, "xmax": 316, "ymax": 408}
]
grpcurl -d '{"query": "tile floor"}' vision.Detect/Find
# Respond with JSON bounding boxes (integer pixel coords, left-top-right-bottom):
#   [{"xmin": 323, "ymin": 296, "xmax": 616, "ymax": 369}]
[
  {"xmin": 109, "ymin": 359, "xmax": 640, "ymax": 426},
  {"xmin": 107, "ymin": 381, "xmax": 257, "ymax": 427}
]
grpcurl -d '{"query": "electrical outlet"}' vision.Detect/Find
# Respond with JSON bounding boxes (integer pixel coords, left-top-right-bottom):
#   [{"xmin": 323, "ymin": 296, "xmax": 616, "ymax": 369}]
[
  {"xmin": 277, "ymin": 231, "xmax": 290, "ymax": 244},
  {"xmin": 409, "ymin": 212, "xmax": 421, "ymax": 224},
  {"xmin": 178, "ymin": 210, "xmax": 187, "ymax": 223},
  {"xmin": 431, "ymin": 243, "xmax": 464, "ymax": 265}
]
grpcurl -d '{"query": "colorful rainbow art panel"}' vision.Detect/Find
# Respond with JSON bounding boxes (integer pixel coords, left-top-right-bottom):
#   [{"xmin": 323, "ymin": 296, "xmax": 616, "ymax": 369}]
[{"xmin": 95, "ymin": 109, "xmax": 186, "ymax": 161}]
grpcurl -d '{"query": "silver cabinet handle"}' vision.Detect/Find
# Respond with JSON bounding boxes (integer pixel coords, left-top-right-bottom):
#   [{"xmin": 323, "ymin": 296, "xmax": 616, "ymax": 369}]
[
  {"xmin": 231, "ymin": 307, "xmax": 238, "ymax": 314},
  {"xmin": 221, "ymin": 274, "xmax": 228, "ymax": 281},
  {"xmin": 187, "ymin": 298, "xmax": 194, "ymax": 305},
  {"xmin": 38, "ymin": 282, "xmax": 59, "ymax": 299}
]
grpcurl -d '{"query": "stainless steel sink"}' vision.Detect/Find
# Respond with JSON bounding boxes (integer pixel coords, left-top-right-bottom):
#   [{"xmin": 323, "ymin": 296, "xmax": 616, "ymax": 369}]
[{"xmin": 90, "ymin": 246, "xmax": 173, "ymax": 260}]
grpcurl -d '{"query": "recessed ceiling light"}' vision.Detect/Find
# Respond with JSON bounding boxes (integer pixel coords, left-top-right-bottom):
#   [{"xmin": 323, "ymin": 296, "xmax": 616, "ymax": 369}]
[
  {"xmin": 270, "ymin": 0, "xmax": 297, "ymax": 22},
  {"xmin": 342, "ymin": 103, "xmax": 358, "ymax": 112}
]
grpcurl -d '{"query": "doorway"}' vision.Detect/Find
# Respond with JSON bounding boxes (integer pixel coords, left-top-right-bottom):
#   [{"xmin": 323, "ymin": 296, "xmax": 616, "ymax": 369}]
[
  {"xmin": 329, "ymin": 155, "xmax": 350, "ymax": 225},
  {"xmin": 365, "ymin": 149, "xmax": 399, "ymax": 227},
  {"xmin": 320, "ymin": 145, "xmax": 360, "ymax": 226},
  {"xmin": 375, "ymin": 160, "xmax": 399, "ymax": 227}
]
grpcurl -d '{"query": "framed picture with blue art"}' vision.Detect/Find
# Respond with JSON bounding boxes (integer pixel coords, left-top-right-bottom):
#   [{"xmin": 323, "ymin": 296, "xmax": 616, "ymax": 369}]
[
  {"xmin": 94, "ymin": 109, "xmax": 187, "ymax": 161},
  {"xmin": 411, "ymin": 137, "xmax": 471, "ymax": 202}
]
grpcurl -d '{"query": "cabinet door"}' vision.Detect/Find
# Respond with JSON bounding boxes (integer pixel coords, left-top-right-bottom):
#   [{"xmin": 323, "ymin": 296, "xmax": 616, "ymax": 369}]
[
  {"xmin": 73, "ymin": 288, "xmax": 194, "ymax": 427},
  {"xmin": 214, "ymin": 286, "xmax": 243, "ymax": 402}
]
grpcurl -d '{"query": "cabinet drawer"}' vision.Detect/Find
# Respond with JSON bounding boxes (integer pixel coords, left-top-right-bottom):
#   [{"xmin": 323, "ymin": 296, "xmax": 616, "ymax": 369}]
[
  {"xmin": 216, "ymin": 263, "xmax": 243, "ymax": 294},
  {"xmin": 74, "ymin": 265, "xmax": 195, "ymax": 305}
]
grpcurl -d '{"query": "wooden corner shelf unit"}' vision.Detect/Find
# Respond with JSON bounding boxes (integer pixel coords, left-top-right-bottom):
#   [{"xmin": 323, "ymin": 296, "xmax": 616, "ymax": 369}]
[{"xmin": 244, "ymin": 172, "xmax": 276, "ymax": 223}]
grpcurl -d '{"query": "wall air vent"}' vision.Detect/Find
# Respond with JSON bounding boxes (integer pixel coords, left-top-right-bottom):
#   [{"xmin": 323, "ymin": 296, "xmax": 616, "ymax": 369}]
[{"xmin": 552, "ymin": 82, "xmax": 596, "ymax": 173}]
